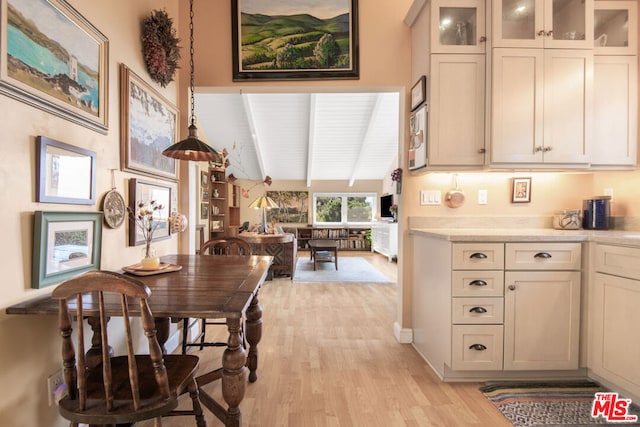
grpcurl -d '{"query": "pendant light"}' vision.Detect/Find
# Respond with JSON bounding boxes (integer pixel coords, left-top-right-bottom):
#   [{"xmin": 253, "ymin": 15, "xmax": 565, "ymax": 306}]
[{"xmin": 162, "ymin": 0, "xmax": 222, "ymax": 162}]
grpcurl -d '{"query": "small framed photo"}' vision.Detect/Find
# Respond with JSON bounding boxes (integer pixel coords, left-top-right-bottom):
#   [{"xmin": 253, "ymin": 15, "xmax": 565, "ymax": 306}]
[
  {"xmin": 411, "ymin": 75, "xmax": 426, "ymax": 111},
  {"xmin": 201, "ymin": 203, "xmax": 209, "ymax": 220},
  {"xmin": 202, "ymin": 190, "xmax": 209, "ymax": 200},
  {"xmin": 201, "ymin": 170, "xmax": 209, "ymax": 187},
  {"xmin": 32, "ymin": 211, "xmax": 103, "ymax": 289},
  {"xmin": 210, "ymin": 220, "xmax": 223, "ymax": 231},
  {"xmin": 511, "ymin": 177, "xmax": 532, "ymax": 203},
  {"xmin": 128, "ymin": 178, "xmax": 173, "ymax": 246},
  {"xmin": 36, "ymin": 136, "xmax": 96, "ymax": 205}
]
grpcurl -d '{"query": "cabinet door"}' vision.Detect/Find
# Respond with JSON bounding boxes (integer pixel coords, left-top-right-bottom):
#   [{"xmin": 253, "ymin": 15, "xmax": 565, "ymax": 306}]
[
  {"xmin": 542, "ymin": 49, "xmax": 592, "ymax": 164},
  {"xmin": 429, "ymin": 54, "xmax": 486, "ymax": 166},
  {"xmin": 493, "ymin": 0, "xmax": 544, "ymax": 48},
  {"xmin": 590, "ymin": 273, "xmax": 640, "ymax": 397},
  {"xmin": 594, "ymin": 1, "xmax": 637, "ymax": 55},
  {"xmin": 504, "ymin": 271, "xmax": 581, "ymax": 370},
  {"xmin": 431, "ymin": 0, "xmax": 486, "ymax": 53},
  {"xmin": 491, "ymin": 48, "xmax": 544, "ymax": 163},
  {"xmin": 544, "ymin": 0, "xmax": 594, "ymax": 49},
  {"xmin": 592, "ymin": 56, "xmax": 637, "ymax": 167}
]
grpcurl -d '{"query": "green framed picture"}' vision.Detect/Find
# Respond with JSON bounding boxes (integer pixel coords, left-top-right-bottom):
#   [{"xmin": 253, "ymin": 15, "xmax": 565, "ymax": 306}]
[{"xmin": 32, "ymin": 211, "xmax": 103, "ymax": 288}]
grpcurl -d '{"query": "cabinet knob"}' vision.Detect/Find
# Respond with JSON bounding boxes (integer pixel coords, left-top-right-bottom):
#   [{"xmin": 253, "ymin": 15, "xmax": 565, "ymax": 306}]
[
  {"xmin": 478, "ymin": 148, "xmax": 486, "ymax": 153},
  {"xmin": 469, "ymin": 344, "xmax": 487, "ymax": 351},
  {"xmin": 469, "ymin": 306, "xmax": 488, "ymax": 314},
  {"xmin": 537, "ymin": 30, "xmax": 545, "ymax": 36},
  {"xmin": 469, "ymin": 279, "xmax": 488, "ymax": 287},
  {"xmin": 534, "ymin": 146, "xmax": 543, "ymax": 152},
  {"xmin": 470, "ymin": 252, "xmax": 487, "ymax": 259},
  {"xmin": 508, "ymin": 284, "xmax": 516, "ymax": 291},
  {"xmin": 546, "ymin": 30, "xmax": 554, "ymax": 37},
  {"xmin": 543, "ymin": 146, "xmax": 553, "ymax": 152},
  {"xmin": 534, "ymin": 252, "xmax": 552, "ymax": 259},
  {"xmin": 479, "ymin": 36, "xmax": 487, "ymax": 43}
]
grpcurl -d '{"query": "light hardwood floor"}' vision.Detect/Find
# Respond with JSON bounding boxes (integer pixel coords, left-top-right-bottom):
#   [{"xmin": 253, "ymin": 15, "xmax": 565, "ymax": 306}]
[{"xmin": 144, "ymin": 252, "xmax": 511, "ymax": 426}]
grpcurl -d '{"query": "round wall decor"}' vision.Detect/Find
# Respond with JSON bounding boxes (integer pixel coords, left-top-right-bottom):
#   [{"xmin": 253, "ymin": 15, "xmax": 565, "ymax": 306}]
[
  {"xmin": 141, "ymin": 9, "xmax": 180, "ymax": 88},
  {"xmin": 102, "ymin": 189, "xmax": 126, "ymax": 228}
]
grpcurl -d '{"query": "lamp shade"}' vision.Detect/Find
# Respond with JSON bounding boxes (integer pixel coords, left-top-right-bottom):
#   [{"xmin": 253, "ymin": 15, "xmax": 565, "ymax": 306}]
[
  {"xmin": 162, "ymin": 124, "xmax": 222, "ymax": 162},
  {"xmin": 248, "ymin": 195, "xmax": 278, "ymax": 209}
]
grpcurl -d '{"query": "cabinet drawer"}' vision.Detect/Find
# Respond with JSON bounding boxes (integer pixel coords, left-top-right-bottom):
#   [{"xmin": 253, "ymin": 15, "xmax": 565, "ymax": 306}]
[
  {"xmin": 452, "ymin": 243, "xmax": 504, "ymax": 270},
  {"xmin": 595, "ymin": 244, "xmax": 640, "ymax": 280},
  {"xmin": 452, "ymin": 298, "xmax": 504, "ymax": 324},
  {"xmin": 505, "ymin": 243, "xmax": 581, "ymax": 270},
  {"xmin": 452, "ymin": 271, "xmax": 504, "ymax": 297},
  {"xmin": 451, "ymin": 325, "xmax": 504, "ymax": 371}
]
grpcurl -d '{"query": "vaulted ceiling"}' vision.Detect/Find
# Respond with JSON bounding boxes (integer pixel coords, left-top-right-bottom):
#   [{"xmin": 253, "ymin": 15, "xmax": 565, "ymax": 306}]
[{"xmin": 194, "ymin": 91, "xmax": 400, "ymax": 186}]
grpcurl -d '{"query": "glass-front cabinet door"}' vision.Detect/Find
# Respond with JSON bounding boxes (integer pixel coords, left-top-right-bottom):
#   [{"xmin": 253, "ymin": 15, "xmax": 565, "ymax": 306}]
[
  {"xmin": 493, "ymin": 0, "xmax": 593, "ymax": 48},
  {"xmin": 594, "ymin": 1, "xmax": 637, "ymax": 55},
  {"xmin": 431, "ymin": 0, "xmax": 486, "ymax": 53}
]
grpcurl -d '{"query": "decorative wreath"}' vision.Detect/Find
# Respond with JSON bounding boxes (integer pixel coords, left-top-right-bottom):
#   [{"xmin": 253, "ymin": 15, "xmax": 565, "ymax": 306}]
[{"xmin": 141, "ymin": 9, "xmax": 181, "ymax": 88}]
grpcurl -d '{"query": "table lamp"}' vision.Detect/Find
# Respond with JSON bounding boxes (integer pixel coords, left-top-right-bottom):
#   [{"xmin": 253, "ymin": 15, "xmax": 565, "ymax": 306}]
[{"xmin": 248, "ymin": 195, "xmax": 278, "ymax": 234}]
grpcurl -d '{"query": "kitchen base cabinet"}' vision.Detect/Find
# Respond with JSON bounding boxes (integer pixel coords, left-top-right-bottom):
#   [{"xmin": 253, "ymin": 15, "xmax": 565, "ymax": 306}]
[{"xmin": 590, "ymin": 245, "xmax": 640, "ymax": 403}]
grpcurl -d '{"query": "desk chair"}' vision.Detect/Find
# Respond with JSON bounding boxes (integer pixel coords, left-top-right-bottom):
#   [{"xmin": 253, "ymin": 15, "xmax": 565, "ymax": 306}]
[
  {"xmin": 51, "ymin": 270, "xmax": 206, "ymax": 427},
  {"xmin": 182, "ymin": 238, "xmax": 251, "ymax": 354}
]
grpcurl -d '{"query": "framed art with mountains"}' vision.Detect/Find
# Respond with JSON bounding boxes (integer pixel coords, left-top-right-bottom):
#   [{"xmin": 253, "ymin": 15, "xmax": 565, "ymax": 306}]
[{"xmin": 231, "ymin": 0, "xmax": 359, "ymax": 81}]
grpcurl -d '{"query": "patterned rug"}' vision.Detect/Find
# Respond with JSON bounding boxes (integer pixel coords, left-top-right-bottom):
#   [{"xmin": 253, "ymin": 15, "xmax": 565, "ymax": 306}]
[{"xmin": 480, "ymin": 381, "xmax": 640, "ymax": 426}]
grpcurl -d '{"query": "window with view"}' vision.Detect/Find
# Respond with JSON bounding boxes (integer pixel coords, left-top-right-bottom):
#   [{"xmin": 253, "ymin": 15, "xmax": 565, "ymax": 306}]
[{"xmin": 313, "ymin": 193, "xmax": 375, "ymax": 225}]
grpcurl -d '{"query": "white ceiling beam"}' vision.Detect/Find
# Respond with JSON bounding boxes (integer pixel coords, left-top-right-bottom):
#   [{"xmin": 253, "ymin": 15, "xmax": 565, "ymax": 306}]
[
  {"xmin": 306, "ymin": 94, "xmax": 317, "ymax": 188},
  {"xmin": 241, "ymin": 93, "xmax": 267, "ymax": 179},
  {"xmin": 348, "ymin": 94, "xmax": 384, "ymax": 187}
]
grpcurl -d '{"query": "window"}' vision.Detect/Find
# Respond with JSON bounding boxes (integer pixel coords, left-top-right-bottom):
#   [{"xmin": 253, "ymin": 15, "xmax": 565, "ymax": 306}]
[{"xmin": 313, "ymin": 193, "xmax": 375, "ymax": 225}]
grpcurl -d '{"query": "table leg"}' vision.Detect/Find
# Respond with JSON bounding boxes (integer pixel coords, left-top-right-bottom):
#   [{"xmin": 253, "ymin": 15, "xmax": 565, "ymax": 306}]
[
  {"xmin": 334, "ymin": 248, "xmax": 338, "ymax": 270},
  {"xmin": 154, "ymin": 317, "xmax": 171, "ymax": 354},
  {"xmin": 87, "ymin": 316, "xmax": 111, "ymax": 369},
  {"xmin": 222, "ymin": 317, "xmax": 246, "ymax": 427},
  {"xmin": 245, "ymin": 291, "xmax": 263, "ymax": 383}
]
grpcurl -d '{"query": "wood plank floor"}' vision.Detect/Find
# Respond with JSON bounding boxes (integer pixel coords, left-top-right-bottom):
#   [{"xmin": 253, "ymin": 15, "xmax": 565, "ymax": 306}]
[{"xmin": 141, "ymin": 253, "xmax": 511, "ymax": 426}]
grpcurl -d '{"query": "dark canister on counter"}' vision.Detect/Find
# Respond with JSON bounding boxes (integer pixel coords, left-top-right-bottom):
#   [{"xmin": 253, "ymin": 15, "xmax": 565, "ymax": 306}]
[{"xmin": 582, "ymin": 196, "xmax": 611, "ymax": 229}]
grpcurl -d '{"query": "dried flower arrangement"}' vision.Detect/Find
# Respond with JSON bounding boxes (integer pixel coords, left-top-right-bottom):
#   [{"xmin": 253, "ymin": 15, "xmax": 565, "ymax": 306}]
[{"xmin": 141, "ymin": 9, "xmax": 181, "ymax": 87}]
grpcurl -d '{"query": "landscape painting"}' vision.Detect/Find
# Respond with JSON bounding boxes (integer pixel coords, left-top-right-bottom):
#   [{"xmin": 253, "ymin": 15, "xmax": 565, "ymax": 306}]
[
  {"xmin": 232, "ymin": 0, "xmax": 359, "ymax": 81},
  {"xmin": 266, "ymin": 191, "xmax": 309, "ymax": 223},
  {"xmin": 1, "ymin": 0, "xmax": 108, "ymax": 133}
]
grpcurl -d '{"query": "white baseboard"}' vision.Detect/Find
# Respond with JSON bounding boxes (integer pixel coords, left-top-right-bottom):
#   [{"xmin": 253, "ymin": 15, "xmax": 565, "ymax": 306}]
[{"xmin": 393, "ymin": 322, "xmax": 413, "ymax": 343}]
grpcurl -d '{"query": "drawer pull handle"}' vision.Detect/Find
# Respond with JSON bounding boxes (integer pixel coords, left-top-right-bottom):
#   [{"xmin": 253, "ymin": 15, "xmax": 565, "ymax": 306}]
[
  {"xmin": 470, "ymin": 252, "xmax": 487, "ymax": 259},
  {"xmin": 534, "ymin": 252, "xmax": 552, "ymax": 259},
  {"xmin": 469, "ymin": 344, "xmax": 487, "ymax": 351},
  {"xmin": 469, "ymin": 306, "xmax": 487, "ymax": 314},
  {"xmin": 469, "ymin": 280, "xmax": 487, "ymax": 287}
]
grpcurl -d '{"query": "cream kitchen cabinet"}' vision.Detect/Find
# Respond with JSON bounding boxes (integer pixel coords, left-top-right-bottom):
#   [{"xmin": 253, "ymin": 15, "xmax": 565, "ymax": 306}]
[
  {"xmin": 493, "ymin": 0, "xmax": 594, "ymax": 49},
  {"xmin": 430, "ymin": 0, "xmax": 486, "ymax": 54},
  {"xmin": 590, "ymin": 244, "xmax": 640, "ymax": 402},
  {"xmin": 594, "ymin": 1, "xmax": 637, "ymax": 56},
  {"xmin": 490, "ymin": 48, "xmax": 592, "ymax": 166},
  {"xmin": 371, "ymin": 221, "xmax": 398, "ymax": 261},
  {"xmin": 429, "ymin": 54, "xmax": 486, "ymax": 166}
]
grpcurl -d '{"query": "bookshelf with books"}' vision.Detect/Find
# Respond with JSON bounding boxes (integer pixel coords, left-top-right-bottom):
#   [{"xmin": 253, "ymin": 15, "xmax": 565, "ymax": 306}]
[{"xmin": 289, "ymin": 226, "xmax": 371, "ymax": 251}]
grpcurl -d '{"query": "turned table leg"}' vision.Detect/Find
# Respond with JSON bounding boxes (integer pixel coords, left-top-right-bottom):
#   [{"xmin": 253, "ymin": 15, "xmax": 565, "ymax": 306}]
[
  {"xmin": 245, "ymin": 291, "xmax": 263, "ymax": 383},
  {"xmin": 222, "ymin": 317, "xmax": 246, "ymax": 427}
]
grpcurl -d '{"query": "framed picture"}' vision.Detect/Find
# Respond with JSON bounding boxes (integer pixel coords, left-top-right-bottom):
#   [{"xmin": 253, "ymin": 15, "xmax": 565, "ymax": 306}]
[
  {"xmin": 1, "ymin": 0, "xmax": 108, "ymax": 134},
  {"xmin": 408, "ymin": 104, "xmax": 427, "ymax": 170},
  {"xmin": 201, "ymin": 203, "xmax": 209, "ymax": 220},
  {"xmin": 36, "ymin": 136, "xmax": 96, "ymax": 205},
  {"xmin": 266, "ymin": 191, "xmax": 308, "ymax": 223},
  {"xmin": 128, "ymin": 178, "xmax": 173, "ymax": 246},
  {"xmin": 411, "ymin": 75, "xmax": 426, "ymax": 111},
  {"xmin": 120, "ymin": 64, "xmax": 178, "ymax": 181},
  {"xmin": 202, "ymin": 190, "xmax": 209, "ymax": 200},
  {"xmin": 210, "ymin": 220, "xmax": 223, "ymax": 231},
  {"xmin": 511, "ymin": 177, "xmax": 532, "ymax": 203},
  {"xmin": 200, "ymin": 170, "xmax": 209, "ymax": 186},
  {"xmin": 32, "ymin": 211, "xmax": 103, "ymax": 289},
  {"xmin": 231, "ymin": 0, "xmax": 359, "ymax": 81}
]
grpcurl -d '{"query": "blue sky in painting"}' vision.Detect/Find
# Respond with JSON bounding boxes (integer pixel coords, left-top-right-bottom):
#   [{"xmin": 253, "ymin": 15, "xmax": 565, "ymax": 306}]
[
  {"xmin": 240, "ymin": 0, "xmax": 349, "ymax": 19},
  {"xmin": 9, "ymin": 0, "xmax": 99, "ymax": 71}
]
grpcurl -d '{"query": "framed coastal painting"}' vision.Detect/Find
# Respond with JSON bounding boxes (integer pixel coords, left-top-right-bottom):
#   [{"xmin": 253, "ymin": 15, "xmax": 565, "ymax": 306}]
[
  {"xmin": 231, "ymin": 0, "xmax": 359, "ymax": 81},
  {"xmin": 32, "ymin": 211, "xmax": 103, "ymax": 288},
  {"xmin": 120, "ymin": 64, "xmax": 178, "ymax": 181},
  {"xmin": 1, "ymin": 0, "xmax": 109, "ymax": 133}
]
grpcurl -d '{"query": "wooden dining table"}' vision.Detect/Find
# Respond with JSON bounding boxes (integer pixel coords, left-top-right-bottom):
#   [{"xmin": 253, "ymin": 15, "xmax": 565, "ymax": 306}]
[{"xmin": 6, "ymin": 254, "xmax": 272, "ymax": 427}]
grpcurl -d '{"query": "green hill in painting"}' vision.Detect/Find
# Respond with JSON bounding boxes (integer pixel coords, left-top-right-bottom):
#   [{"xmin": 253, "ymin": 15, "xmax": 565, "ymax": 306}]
[{"xmin": 240, "ymin": 12, "xmax": 351, "ymax": 70}]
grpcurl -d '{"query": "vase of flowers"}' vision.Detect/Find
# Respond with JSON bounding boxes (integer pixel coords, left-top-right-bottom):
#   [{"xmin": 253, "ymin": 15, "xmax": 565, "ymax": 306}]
[
  {"xmin": 129, "ymin": 200, "xmax": 165, "ymax": 269},
  {"xmin": 391, "ymin": 168, "xmax": 403, "ymax": 194},
  {"xmin": 390, "ymin": 204, "xmax": 398, "ymax": 222}
]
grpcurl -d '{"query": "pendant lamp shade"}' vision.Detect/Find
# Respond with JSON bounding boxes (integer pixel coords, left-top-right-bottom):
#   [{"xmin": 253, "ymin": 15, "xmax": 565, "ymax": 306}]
[{"xmin": 162, "ymin": 0, "xmax": 221, "ymax": 163}]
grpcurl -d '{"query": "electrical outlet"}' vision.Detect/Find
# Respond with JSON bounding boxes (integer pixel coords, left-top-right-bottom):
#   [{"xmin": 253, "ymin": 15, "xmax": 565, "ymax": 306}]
[
  {"xmin": 478, "ymin": 189, "xmax": 488, "ymax": 205},
  {"xmin": 47, "ymin": 369, "xmax": 66, "ymax": 406}
]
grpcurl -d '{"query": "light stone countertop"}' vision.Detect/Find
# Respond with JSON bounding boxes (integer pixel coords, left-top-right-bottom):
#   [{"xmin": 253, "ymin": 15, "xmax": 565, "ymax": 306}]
[{"xmin": 409, "ymin": 227, "xmax": 640, "ymax": 246}]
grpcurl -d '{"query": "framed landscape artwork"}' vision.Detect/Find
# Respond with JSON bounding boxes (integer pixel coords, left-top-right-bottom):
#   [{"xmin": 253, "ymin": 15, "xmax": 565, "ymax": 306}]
[
  {"xmin": 1, "ymin": 0, "xmax": 109, "ymax": 133},
  {"xmin": 231, "ymin": 0, "xmax": 359, "ymax": 81},
  {"xmin": 120, "ymin": 64, "xmax": 178, "ymax": 181},
  {"xmin": 266, "ymin": 191, "xmax": 309, "ymax": 223},
  {"xmin": 128, "ymin": 178, "xmax": 173, "ymax": 246}
]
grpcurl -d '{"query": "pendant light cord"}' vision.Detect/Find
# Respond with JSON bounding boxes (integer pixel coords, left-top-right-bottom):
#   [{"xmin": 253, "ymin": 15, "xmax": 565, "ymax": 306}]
[{"xmin": 189, "ymin": 0, "xmax": 196, "ymax": 127}]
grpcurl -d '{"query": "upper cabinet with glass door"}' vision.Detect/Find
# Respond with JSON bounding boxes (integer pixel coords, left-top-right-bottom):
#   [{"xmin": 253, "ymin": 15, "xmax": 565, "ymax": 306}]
[
  {"xmin": 594, "ymin": 1, "xmax": 637, "ymax": 55},
  {"xmin": 493, "ymin": 0, "xmax": 594, "ymax": 48},
  {"xmin": 431, "ymin": 0, "xmax": 487, "ymax": 53}
]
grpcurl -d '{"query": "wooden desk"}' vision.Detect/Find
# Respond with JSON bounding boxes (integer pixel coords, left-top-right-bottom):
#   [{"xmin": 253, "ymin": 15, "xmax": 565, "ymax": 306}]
[
  {"xmin": 6, "ymin": 254, "xmax": 272, "ymax": 427},
  {"xmin": 238, "ymin": 232, "xmax": 297, "ymax": 278},
  {"xmin": 308, "ymin": 239, "xmax": 339, "ymax": 270}
]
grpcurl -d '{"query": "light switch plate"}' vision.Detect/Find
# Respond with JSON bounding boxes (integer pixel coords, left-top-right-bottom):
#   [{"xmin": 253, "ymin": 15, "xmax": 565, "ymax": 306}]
[
  {"xmin": 478, "ymin": 189, "xmax": 488, "ymax": 205},
  {"xmin": 421, "ymin": 190, "xmax": 441, "ymax": 205}
]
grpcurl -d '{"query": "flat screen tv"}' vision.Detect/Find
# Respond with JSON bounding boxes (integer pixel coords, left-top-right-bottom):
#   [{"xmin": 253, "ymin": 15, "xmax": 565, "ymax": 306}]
[{"xmin": 380, "ymin": 194, "xmax": 393, "ymax": 218}]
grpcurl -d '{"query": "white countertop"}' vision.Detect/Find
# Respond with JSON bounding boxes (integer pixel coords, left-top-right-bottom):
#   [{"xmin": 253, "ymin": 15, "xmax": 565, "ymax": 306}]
[{"xmin": 409, "ymin": 227, "xmax": 640, "ymax": 246}]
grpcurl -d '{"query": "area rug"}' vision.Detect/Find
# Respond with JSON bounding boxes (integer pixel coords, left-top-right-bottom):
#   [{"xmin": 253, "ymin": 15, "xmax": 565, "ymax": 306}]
[
  {"xmin": 293, "ymin": 257, "xmax": 393, "ymax": 283},
  {"xmin": 480, "ymin": 381, "xmax": 640, "ymax": 426}
]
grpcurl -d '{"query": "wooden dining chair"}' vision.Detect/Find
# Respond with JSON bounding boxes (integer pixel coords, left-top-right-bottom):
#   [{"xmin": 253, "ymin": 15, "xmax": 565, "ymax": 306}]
[
  {"xmin": 181, "ymin": 237, "xmax": 251, "ymax": 354},
  {"xmin": 51, "ymin": 270, "xmax": 206, "ymax": 427}
]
